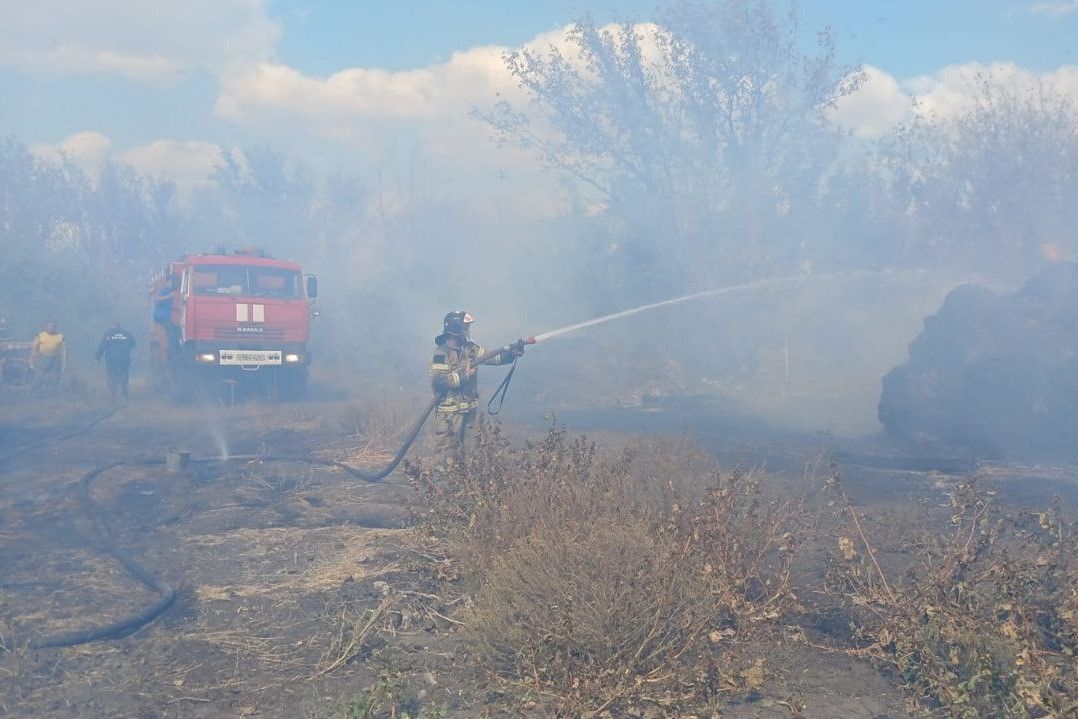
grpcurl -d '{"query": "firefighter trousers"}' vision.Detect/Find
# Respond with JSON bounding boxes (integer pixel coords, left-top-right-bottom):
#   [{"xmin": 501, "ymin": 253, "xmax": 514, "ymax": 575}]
[
  {"xmin": 105, "ymin": 361, "xmax": 131, "ymax": 398},
  {"xmin": 431, "ymin": 406, "xmax": 476, "ymax": 455}
]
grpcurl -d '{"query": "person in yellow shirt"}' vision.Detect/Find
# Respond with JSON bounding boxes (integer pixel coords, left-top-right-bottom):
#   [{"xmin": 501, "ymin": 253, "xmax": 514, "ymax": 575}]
[{"xmin": 31, "ymin": 321, "xmax": 67, "ymax": 386}]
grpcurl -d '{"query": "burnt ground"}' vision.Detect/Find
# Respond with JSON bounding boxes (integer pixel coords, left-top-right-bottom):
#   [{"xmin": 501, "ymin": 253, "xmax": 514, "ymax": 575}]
[{"xmin": 0, "ymin": 387, "xmax": 1075, "ymax": 718}]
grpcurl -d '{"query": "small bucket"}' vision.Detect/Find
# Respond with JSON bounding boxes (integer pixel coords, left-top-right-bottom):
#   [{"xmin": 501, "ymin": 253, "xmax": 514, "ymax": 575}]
[{"xmin": 166, "ymin": 448, "xmax": 191, "ymax": 474}]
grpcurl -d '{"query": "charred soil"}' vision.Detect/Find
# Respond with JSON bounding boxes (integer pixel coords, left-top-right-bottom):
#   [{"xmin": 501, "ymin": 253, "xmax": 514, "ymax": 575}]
[{"xmin": 0, "ymin": 390, "xmax": 1073, "ymax": 718}]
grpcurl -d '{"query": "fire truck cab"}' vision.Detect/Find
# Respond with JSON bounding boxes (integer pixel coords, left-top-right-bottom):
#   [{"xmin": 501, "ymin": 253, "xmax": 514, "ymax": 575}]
[{"xmin": 151, "ymin": 248, "xmax": 317, "ymax": 401}]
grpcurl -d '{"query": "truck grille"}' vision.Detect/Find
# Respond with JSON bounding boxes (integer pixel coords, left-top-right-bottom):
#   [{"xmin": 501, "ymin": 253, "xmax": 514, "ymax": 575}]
[{"xmin": 214, "ymin": 327, "xmax": 285, "ymax": 341}]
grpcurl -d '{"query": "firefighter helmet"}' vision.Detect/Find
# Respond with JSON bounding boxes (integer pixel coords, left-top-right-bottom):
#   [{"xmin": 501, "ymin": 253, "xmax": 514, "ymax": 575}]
[{"xmin": 443, "ymin": 310, "xmax": 474, "ymax": 337}]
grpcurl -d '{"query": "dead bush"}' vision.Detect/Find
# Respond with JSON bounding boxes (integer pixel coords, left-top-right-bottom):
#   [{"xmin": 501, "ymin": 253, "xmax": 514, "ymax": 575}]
[
  {"xmin": 339, "ymin": 388, "xmax": 425, "ymax": 467},
  {"xmin": 827, "ymin": 473, "xmax": 1077, "ymax": 718},
  {"xmin": 406, "ymin": 422, "xmax": 802, "ymax": 715}
]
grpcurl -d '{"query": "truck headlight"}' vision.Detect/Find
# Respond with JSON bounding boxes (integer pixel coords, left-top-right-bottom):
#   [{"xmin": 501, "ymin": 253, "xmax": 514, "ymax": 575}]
[
  {"xmin": 284, "ymin": 353, "xmax": 301, "ymax": 363},
  {"xmin": 196, "ymin": 353, "xmax": 217, "ymax": 363}
]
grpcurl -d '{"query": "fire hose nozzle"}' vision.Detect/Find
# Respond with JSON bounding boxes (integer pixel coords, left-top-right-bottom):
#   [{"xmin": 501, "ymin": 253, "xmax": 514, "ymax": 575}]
[{"xmin": 503, "ymin": 337, "xmax": 535, "ymax": 357}]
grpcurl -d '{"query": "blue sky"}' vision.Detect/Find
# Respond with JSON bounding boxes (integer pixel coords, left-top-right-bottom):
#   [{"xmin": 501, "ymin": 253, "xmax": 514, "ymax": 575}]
[
  {"xmin": 270, "ymin": 1, "xmax": 1078, "ymax": 76},
  {"xmin": 1, "ymin": 1, "xmax": 1077, "ymax": 193}
]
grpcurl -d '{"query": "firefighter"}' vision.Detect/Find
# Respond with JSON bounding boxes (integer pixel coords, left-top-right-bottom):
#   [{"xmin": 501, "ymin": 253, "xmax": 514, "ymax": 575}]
[
  {"xmin": 95, "ymin": 322, "xmax": 137, "ymax": 399},
  {"xmin": 30, "ymin": 321, "xmax": 67, "ymax": 387},
  {"xmin": 429, "ymin": 310, "xmax": 524, "ymax": 453}
]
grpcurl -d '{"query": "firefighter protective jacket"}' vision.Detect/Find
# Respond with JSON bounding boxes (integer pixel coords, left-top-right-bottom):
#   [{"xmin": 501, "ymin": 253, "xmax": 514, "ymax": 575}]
[{"xmin": 429, "ymin": 337, "xmax": 515, "ymax": 414}]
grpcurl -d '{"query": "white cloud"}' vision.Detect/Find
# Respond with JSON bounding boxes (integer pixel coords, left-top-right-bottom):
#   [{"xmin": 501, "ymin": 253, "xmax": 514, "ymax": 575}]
[
  {"xmin": 213, "ymin": 31, "xmax": 567, "ymax": 213},
  {"xmin": 0, "ymin": 0, "xmax": 279, "ymax": 82},
  {"xmin": 213, "ymin": 39, "xmax": 530, "ymax": 132},
  {"xmin": 31, "ymin": 131, "xmax": 112, "ymax": 178},
  {"xmin": 832, "ymin": 62, "xmax": 1078, "ymax": 137},
  {"xmin": 905, "ymin": 62, "xmax": 1009, "ymax": 117},
  {"xmin": 121, "ymin": 140, "xmax": 224, "ymax": 191},
  {"xmin": 1029, "ymin": 1, "xmax": 1078, "ymax": 16},
  {"xmin": 212, "ymin": 24, "xmax": 1078, "ymax": 210},
  {"xmin": 20, "ymin": 23, "xmax": 1078, "ymax": 213},
  {"xmin": 216, "ymin": 63, "xmax": 443, "ymax": 122},
  {"xmin": 9, "ymin": 45, "xmax": 186, "ymax": 82},
  {"xmin": 214, "ymin": 23, "xmax": 660, "ymax": 131},
  {"xmin": 32, "ymin": 132, "xmax": 224, "ymax": 195},
  {"xmin": 908, "ymin": 62, "xmax": 1078, "ymax": 118},
  {"xmin": 831, "ymin": 66, "xmax": 913, "ymax": 138},
  {"xmin": 212, "ymin": 23, "xmax": 676, "ymax": 214}
]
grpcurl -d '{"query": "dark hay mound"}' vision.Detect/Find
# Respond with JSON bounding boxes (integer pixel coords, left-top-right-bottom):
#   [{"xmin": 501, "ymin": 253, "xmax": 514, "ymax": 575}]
[{"xmin": 879, "ymin": 261, "xmax": 1078, "ymax": 458}]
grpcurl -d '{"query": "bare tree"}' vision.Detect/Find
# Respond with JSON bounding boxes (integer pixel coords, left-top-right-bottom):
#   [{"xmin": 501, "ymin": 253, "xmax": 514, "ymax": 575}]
[
  {"xmin": 0, "ymin": 137, "xmax": 187, "ymax": 348},
  {"xmin": 479, "ymin": 0, "xmax": 863, "ymax": 300},
  {"xmin": 877, "ymin": 74, "xmax": 1078, "ymax": 282}
]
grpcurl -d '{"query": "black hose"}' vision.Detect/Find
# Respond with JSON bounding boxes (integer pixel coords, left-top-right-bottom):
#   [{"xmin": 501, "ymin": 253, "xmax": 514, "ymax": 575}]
[
  {"xmin": 327, "ymin": 396, "xmax": 439, "ymax": 482},
  {"xmin": 324, "ymin": 345, "xmax": 518, "ymax": 481},
  {"xmin": 13, "ymin": 435, "xmax": 461, "ymax": 649},
  {"xmin": 0, "ymin": 406, "xmax": 121, "ymax": 468},
  {"xmin": 211, "ymin": 397, "xmax": 441, "ymax": 483},
  {"xmin": 486, "ymin": 359, "xmax": 518, "ymax": 416},
  {"xmin": 3, "ymin": 401, "xmax": 438, "ymax": 649},
  {"xmin": 20, "ymin": 459, "xmax": 175, "ymax": 649},
  {"xmin": 7, "ymin": 347, "xmax": 520, "ymax": 648},
  {"xmin": 14, "ymin": 448, "xmax": 428, "ymax": 651}
]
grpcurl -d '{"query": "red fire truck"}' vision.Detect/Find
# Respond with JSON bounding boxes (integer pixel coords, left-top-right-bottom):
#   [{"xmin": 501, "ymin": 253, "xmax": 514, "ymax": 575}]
[{"xmin": 150, "ymin": 248, "xmax": 317, "ymax": 401}]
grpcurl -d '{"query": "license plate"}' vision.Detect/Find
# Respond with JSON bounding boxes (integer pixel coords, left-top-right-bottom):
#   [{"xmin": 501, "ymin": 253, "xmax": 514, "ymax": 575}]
[{"xmin": 218, "ymin": 350, "xmax": 282, "ymax": 366}]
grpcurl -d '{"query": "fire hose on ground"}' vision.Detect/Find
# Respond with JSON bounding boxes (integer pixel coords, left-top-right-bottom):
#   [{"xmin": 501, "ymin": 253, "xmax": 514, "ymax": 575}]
[
  {"xmin": 0, "ymin": 406, "xmax": 122, "ymax": 468},
  {"xmin": 330, "ymin": 337, "xmax": 537, "ymax": 482},
  {"xmin": 8, "ymin": 339, "xmax": 537, "ymax": 649},
  {"xmin": 6, "ymin": 276, "xmax": 940, "ymax": 648}
]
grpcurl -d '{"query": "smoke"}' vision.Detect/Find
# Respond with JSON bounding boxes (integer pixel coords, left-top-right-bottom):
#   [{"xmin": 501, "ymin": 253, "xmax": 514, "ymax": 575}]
[{"xmin": 2, "ymin": 1, "xmax": 1077, "ymax": 446}]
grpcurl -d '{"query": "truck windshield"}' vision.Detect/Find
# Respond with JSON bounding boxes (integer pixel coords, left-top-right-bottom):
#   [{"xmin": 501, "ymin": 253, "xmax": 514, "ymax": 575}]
[{"xmin": 191, "ymin": 265, "xmax": 302, "ymax": 299}]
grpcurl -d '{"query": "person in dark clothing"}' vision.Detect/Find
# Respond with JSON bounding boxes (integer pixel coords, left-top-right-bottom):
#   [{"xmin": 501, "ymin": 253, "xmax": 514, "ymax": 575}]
[{"xmin": 95, "ymin": 322, "xmax": 137, "ymax": 399}]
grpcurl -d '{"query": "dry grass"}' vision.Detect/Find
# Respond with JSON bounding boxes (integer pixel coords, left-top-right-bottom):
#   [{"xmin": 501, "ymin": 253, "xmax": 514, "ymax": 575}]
[
  {"xmin": 826, "ymin": 469, "xmax": 1077, "ymax": 718},
  {"xmin": 0, "ymin": 638, "xmax": 34, "ymax": 714},
  {"xmin": 0, "ymin": 548, "xmax": 159, "ymax": 638},
  {"xmin": 197, "ymin": 629, "xmax": 303, "ymax": 667},
  {"xmin": 184, "ymin": 525, "xmax": 404, "ymax": 600},
  {"xmin": 340, "ymin": 445, "xmax": 396, "ymax": 471},
  {"xmin": 406, "ymin": 421, "xmax": 804, "ymax": 715},
  {"xmin": 316, "ymin": 595, "xmax": 396, "ymax": 676},
  {"xmin": 339, "ymin": 388, "xmax": 426, "ymax": 466},
  {"xmin": 403, "ymin": 426, "xmax": 1077, "ymax": 716}
]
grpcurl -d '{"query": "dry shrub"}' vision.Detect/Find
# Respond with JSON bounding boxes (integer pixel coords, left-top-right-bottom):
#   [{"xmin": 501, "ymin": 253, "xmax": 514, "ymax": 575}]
[
  {"xmin": 828, "ymin": 474, "xmax": 1077, "ymax": 718},
  {"xmin": 407, "ymin": 422, "xmax": 801, "ymax": 715},
  {"xmin": 340, "ymin": 389, "xmax": 425, "ymax": 465}
]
